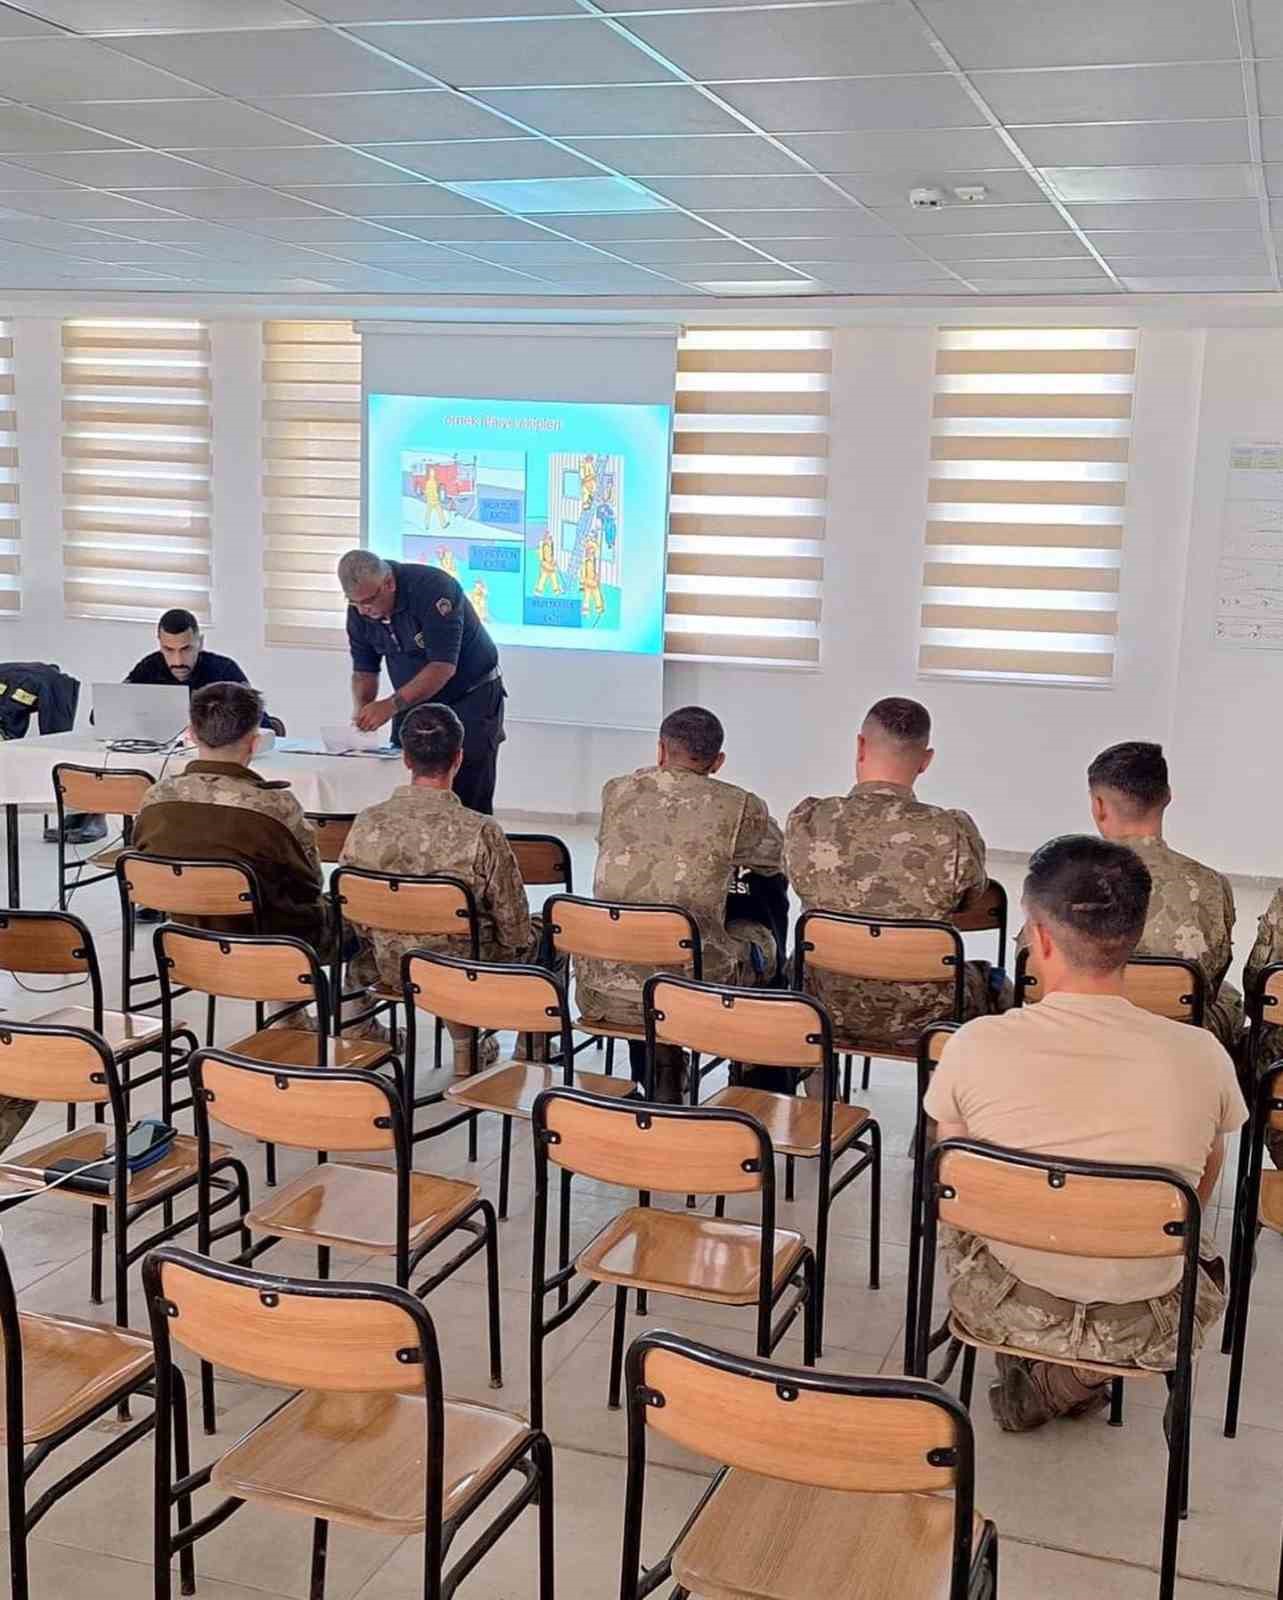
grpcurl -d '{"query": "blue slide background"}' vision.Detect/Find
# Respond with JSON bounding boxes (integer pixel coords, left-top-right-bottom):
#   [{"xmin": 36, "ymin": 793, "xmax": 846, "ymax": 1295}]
[{"xmin": 367, "ymin": 392, "xmax": 671, "ymax": 656}]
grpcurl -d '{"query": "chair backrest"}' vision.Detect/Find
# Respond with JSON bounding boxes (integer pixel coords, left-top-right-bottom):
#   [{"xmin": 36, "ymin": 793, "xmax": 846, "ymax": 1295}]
[
  {"xmin": 1016, "ymin": 949, "xmax": 1205, "ymax": 1024},
  {"xmin": 405, "ymin": 951, "xmax": 569, "ymax": 1041},
  {"xmin": 308, "ymin": 814, "xmax": 355, "ymax": 865},
  {"xmin": 534, "ymin": 1088, "xmax": 768, "ymax": 1196},
  {"xmin": 54, "ymin": 763, "xmax": 152, "ymax": 820},
  {"xmin": 145, "ymin": 1247, "xmax": 439, "ymax": 1396},
  {"xmin": 117, "ymin": 852, "xmax": 259, "ymax": 919},
  {"xmin": 932, "ymin": 1141, "xmax": 1195, "ymax": 1261},
  {"xmin": 645, "ymin": 975, "xmax": 827, "ymax": 1071},
  {"xmin": 543, "ymin": 895, "xmax": 701, "ymax": 973},
  {"xmin": 332, "ymin": 866, "xmax": 479, "ymax": 948},
  {"xmin": 0, "ymin": 910, "xmax": 93, "ymax": 977},
  {"xmin": 949, "ymin": 878, "xmax": 1007, "ymax": 936},
  {"xmin": 796, "ymin": 910, "xmax": 964, "ymax": 985},
  {"xmin": 631, "ymin": 1333, "xmax": 967, "ymax": 1495},
  {"xmin": 157, "ymin": 924, "xmax": 327, "ymax": 1007},
  {"xmin": 507, "ymin": 833, "xmax": 572, "ymax": 892},
  {"xmin": 190, "ymin": 1050, "xmax": 398, "ymax": 1155},
  {"xmin": 0, "ymin": 1020, "xmax": 114, "ymax": 1108}
]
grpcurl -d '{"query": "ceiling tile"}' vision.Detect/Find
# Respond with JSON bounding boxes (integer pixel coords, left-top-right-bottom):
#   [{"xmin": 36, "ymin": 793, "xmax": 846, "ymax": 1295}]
[
  {"xmin": 77, "ymin": 216, "xmax": 280, "ymax": 248},
  {"xmin": 935, "ymin": 254, "xmax": 1108, "ymax": 279},
  {"xmin": 1011, "ymin": 120, "xmax": 1251, "ymax": 167},
  {"xmin": 881, "ymin": 201, "xmax": 1070, "ymax": 234},
  {"xmin": 65, "ymin": 99, "xmax": 323, "ymax": 149},
  {"xmin": 0, "ymin": 157, "xmax": 75, "ymax": 187},
  {"xmin": 923, "ymin": 230, "xmax": 1090, "ymax": 260},
  {"xmin": 713, "ymin": 75, "xmax": 985, "ymax": 133},
  {"xmin": 0, "ymin": 4, "xmax": 60, "ymax": 33},
  {"xmin": 799, "ymin": 272, "xmax": 963, "ymax": 293},
  {"xmin": 385, "ymin": 214, "xmax": 552, "ymax": 240},
  {"xmin": 1107, "ymin": 254, "xmax": 1270, "ymax": 275},
  {"xmin": 300, "ymin": 240, "xmax": 461, "ymax": 263},
  {"xmin": 640, "ymin": 174, "xmax": 851, "ymax": 209},
  {"xmin": 1262, "ymin": 164, "xmax": 1283, "ymax": 196},
  {"xmin": 185, "ymin": 146, "xmax": 426, "ymax": 186},
  {"xmin": 444, "ymin": 174, "xmax": 668, "ymax": 212},
  {"xmin": 474, "ymin": 84, "xmax": 741, "ymax": 137},
  {"xmin": 1042, "ymin": 165, "xmax": 1256, "ymax": 203},
  {"xmin": 966, "ymin": 275, "xmax": 1117, "ymax": 292},
  {"xmin": 350, "ymin": 18, "xmax": 671, "ymax": 87},
  {"xmin": 308, "ymin": 0, "xmax": 577, "ymax": 15},
  {"xmin": 1255, "ymin": 62, "xmax": 1283, "ymax": 116},
  {"xmin": 675, "ymin": 260, "xmax": 809, "ymax": 282},
  {"xmin": 1068, "ymin": 198, "xmax": 1261, "ymax": 230},
  {"xmin": 0, "ymin": 188, "xmax": 181, "ymax": 220},
  {"xmin": 917, "ymin": 0, "xmax": 1238, "ymax": 69},
  {"xmin": 248, "ymin": 90, "xmax": 519, "ymax": 144},
  {"xmin": 778, "ymin": 128, "xmax": 1018, "ymax": 173},
  {"xmin": 116, "ymin": 187, "xmax": 339, "ymax": 221},
  {"xmin": 1091, "ymin": 228, "xmax": 1268, "ymax": 259},
  {"xmin": 0, "ymin": 40, "xmax": 211, "ymax": 105},
  {"xmin": 700, "ymin": 207, "xmax": 896, "ymax": 237},
  {"xmin": 564, "ymin": 135, "xmax": 797, "ymax": 177},
  {"xmin": 10, "ymin": 2, "xmax": 314, "ymax": 26},
  {"xmin": 110, "ymin": 28, "xmax": 424, "ymax": 97},
  {"xmin": 0, "ymin": 104, "xmax": 131, "ymax": 153},
  {"xmin": 972, "ymin": 64, "xmax": 1246, "ymax": 124},
  {"xmin": 358, "ymin": 139, "xmax": 595, "ymax": 181},
  {"xmin": 1121, "ymin": 272, "xmax": 1276, "ymax": 290},
  {"xmin": 620, "ymin": 5, "xmax": 941, "ymax": 81},
  {"xmin": 755, "ymin": 233, "xmax": 924, "ymax": 262},
  {"xmin": 529, "ymin": 262, "xmax": 679, "ymax": 289},
  {"xmin": 614, "ymin": 238, "xmax": 773, "ymax": 264},
  {"xmin": 534, "ymin": 209, "xmax": 724, "ymax": 240},
  {"xmin": 1260, "ymin": 119, "xmax": 1283, "ymax": 161},
  {"xmin": 0, "ymin": 150, "xmax": 226, "ymax": 186},
  {"xmin": 231, "ymin": 216, "xmax": 416, "ymax": 242},
  {"xmin": 781, "ymin": 258, "xmax": 951, "ymax": 283},
  {"xmin": 1251, "ymin": 0, "xmax": 1283, "ymax": 59},
  {"xmin": 835, "ymin": 170, "xmax": 1045, "ymax": 206},
  {"xmin": 454, "ymin": 239, "xmax": 632, "ymax": 265},
  {"xmin": 284, "ymin": 183, "xmax": 489, "ymax": 217},
  {"xmin": 0, "ymin": 215, "xmax": 142, "ymax": 249}
]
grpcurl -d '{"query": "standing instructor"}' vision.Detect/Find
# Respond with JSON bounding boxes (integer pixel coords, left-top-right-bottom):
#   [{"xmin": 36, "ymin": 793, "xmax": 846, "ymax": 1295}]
[{"xmin": 338, "ymin": 549, "xmax": 506, "ymax": 814}]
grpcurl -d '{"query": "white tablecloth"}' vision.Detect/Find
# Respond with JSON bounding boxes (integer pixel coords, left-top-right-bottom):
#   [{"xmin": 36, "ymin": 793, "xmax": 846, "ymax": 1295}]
[{"xmin": 0, "ymin": 733, "xmax": 405, "ymax": 815}]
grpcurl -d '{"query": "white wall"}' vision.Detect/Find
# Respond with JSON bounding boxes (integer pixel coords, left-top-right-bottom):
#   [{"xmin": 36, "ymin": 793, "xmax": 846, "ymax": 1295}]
[{"xmin": 9, "ymin": 311, "xmax": 1283, "ymax": 872}]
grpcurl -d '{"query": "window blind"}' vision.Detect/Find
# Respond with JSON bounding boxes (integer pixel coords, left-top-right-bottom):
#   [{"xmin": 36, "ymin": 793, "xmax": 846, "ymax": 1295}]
[
  {"xmin": 262, "ymin": 320, "xmax": 361, "ymax": 650},
  {"xmin": 61, "ymin": 319, "xmax": 211, "ymax": 622},
  {"xmin": 667, "ymin": 328, "xmax": 828, "ymax": 666},
  {"xmin": 918, "ymin": 327, "xmax": 1137, "ymax": 686},
  {"xmin": 0, "ymin": 320, "xmax": 17, "ymax": 614}
]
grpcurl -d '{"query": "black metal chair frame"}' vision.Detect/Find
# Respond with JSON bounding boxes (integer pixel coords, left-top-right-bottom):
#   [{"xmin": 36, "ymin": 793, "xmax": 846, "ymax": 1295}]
[
  {"xmin": 641, "ymin": 971, "xmax": 881, "ymax": 1355},
  {"xmin": 0, "ymin": 1240, "xmax": 197, "ymax": 1600},
  {"xmin": 951, "ymin": 877, "xmax": 1009, "ymax": 970},
  {"xmin": 903, "ymin": 1019, "xmax": 963, "ymax": 1376},
  {"xmin": 794, "ymin": 909, "xmax": 967, "ymax": 1103},
  {"xmin": 1222, "ymin": 1053, "xmax": 1283, "ymax": 1437},
  {"xmin": 915, "ymin": 1138, "xmax": 1202, "ymax": 1600},
  {"xmin": 528, "ymin": 1086, "xmax": 817, "ymax": 1433},
  {"xmin": 53, "ymin": 761, "xmax": 152, "ymax": 914},
  {"xmin": 1014, "ymin": 948, "xmax": 1207, "ymax": 1024},
  {"xmin": 1222, "ymin": 960, "xmax": 1278, "ymax": 1366},
  {"xmin": 144, "ymin": 1247, "xmax": 553, "ymax": 1600},
  {"xmin": 505, "ymin": 832, "xmax": 574, "ymax": 896},
  {"xmin": 189, "ymin": 1046, "xmax": 503, "ymax": 1397},
  {"xmin": 619, "ymin": 1327, "xmax": 998, "ymax": 1600}
]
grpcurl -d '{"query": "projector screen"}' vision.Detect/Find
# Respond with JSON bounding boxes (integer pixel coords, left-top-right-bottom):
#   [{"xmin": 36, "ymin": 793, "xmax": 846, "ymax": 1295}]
[{"xmin": 358, "ymin": 322, "xmax": 678, "ymax": 732}]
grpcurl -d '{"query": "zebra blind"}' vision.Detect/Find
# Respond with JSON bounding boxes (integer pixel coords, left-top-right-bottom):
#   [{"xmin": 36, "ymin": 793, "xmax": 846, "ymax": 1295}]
[
  {"xmin": 262, "ymin": 320, "xmax": 361, "ymax": 649},
  {"xmin": 0, "ymin": 320, "xmax": 17, "ymax": 613},
  {"xmin": 61, "ymin": 318, "xmax": 212, "ymax": 621},
  {"xmin": 919, "ymin": 327, "xmax": 1137, "ymax": 685},
  {"xmin": 667, "ymin": 328, "xmax": 828, "ymax": 665}
]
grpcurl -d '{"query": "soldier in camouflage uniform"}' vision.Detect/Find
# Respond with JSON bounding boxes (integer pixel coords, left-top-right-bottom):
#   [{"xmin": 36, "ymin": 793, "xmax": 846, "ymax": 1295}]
[
  {"xmin": 1087, "ymin": 742, "xmax": 1243, "ymax": 1052},
  {"xmin": 785, "ymin": 697, "xmax": 1001, "ymax": 1055},
  {"xmin": 1242, "ymin": 889, "xmax": 1283, "ymax": 1164},
  {"xmin": 340, "ymin": 704, "xmax": 534, "ymax": 1073},
  {"xmin": 577, "ymin": 705, "xmax": 786, "ymax": 1100}
]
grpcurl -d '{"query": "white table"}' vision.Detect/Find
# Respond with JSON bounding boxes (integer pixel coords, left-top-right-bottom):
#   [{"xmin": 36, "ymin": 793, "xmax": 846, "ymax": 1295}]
[{"xmin": 0, "ymin": 733, "xmax": 406, "ymax": 906}]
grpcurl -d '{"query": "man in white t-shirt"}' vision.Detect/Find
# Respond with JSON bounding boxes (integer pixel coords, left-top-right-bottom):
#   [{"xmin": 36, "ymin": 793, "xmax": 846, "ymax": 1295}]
[{"xmin": 926, "ymin": 833, "xmax": 1245, "ymax": 1433}]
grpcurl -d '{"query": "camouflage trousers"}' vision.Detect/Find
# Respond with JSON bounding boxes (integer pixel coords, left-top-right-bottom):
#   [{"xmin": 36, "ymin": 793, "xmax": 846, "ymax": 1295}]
[
  {"xmin": 945, "ymin": 1233, "xmax": 1226, "ymax": 1405},
  {"xmin": 0, "ymin": 1096, "xmax": 34, "ymax": 1157},
  {"xmin": 1206, "ymin": 980, "xmax": 1244, "ymax": 1055}
]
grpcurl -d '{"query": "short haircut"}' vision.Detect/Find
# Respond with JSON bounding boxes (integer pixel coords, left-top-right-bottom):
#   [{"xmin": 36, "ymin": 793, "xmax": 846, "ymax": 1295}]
[
  {"xmin": 1087, "ymin": 740, "xmax": 1171, "ymax": 815},
  {"xmin": 1023, "ymin": 834, "xmax": 1152, "ymax": 975},
  {"xmin": 864, "ymin": 696, "xmax": 931, "ymax": 747},
  {"xmin": 189, "ymin": 681, "xmax": 263, "ymax": 751},
  {"xmin": 400, "ymin": 703, "xmax": 464, "ymax": 778},
  {"xmin": 659, "ymin": 705, "xmax": 724, "ymax": 769},
  {"xmin": 158, "ymin": 608, "xmax": 199, "ymax": 638},
  {"xmin": 337, "ymin": 549, "xmax": 389, "ymax": 597}
]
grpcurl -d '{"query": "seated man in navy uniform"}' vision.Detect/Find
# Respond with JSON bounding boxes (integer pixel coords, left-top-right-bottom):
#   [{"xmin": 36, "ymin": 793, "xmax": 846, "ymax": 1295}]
[{"xmin": 338, "ymin": 550, "xmax": 506, "ymax": 816}]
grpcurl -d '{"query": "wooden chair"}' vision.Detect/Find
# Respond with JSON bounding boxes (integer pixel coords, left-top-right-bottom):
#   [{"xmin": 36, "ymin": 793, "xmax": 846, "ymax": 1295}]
[
  {"xmin": 144, "ymin": 1248, "xmax": 553, "ymax": 1600},
  {"xmin": 307, "ymin": 812, "xmax": 356, "ymax": 865},
  {"xmin": 619, "ymin": 1329, "xmax": 998, "ymax": 1600},
  {"xmin": 915, "ymin": 1139, "xmax": 1202, "ymax": 1600},
  {"xmin": 1014, "ymin": 948, "xmax": 1206, "ymax": 1023},
  {"xmin": 951, "ymin": 877, "xmax": 1009, "ymax": 968},
  {"xmin": 188, "ymin": 1047, "xmax": 503, "ymax": 1394},
  {"xmin": 52, "ymin": 763, "xmax": 151, "ymax": 913},
  {"xmin": 0, "ymin": 1020, "xmax": 249, "ymax": 1384},
  {"xmin": 542, "ymin": 893, "xmax": 702, "ymax": 1077},
  {"xmin": 528, "ymin": 1087, "xmax": 816, "ymax": 1431},
  {"xmin": 0, "ymin": 1238, "xmax": 196, "ymax": 1600},
  {"xmin": 642, "ymin": 973, "xmax": 880, "ymax": 1353},
  {"xmin": 506, "ymin": 832, "xmax": 573, "ymax": 896},
  {"xmin": 904, "ymin": 1019, "xmax": 961, "ymax": 1375},
  {"xmin": 409, "ymin": 951, "xmax": 637, "ymax": 1219},
  {"xmin": 794, "ymin": 910, "xmax": 967, "ymax": 1100}
]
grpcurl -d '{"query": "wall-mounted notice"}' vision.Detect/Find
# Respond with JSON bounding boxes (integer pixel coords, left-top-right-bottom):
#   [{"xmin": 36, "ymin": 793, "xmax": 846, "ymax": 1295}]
[{"xmin": 1216, "ymin": 441, "xmax": 1283, "ymax": 649}]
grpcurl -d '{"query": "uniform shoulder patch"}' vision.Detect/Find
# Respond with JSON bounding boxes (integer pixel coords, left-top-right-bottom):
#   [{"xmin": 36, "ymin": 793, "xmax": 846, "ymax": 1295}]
[{"xmin": 435, "ymin": 596, "xmax": 453, "ymax": 617}]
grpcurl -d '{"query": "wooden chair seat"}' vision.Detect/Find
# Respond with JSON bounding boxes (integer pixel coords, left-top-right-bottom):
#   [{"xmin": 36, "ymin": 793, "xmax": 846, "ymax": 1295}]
[
  {"xmin": 86, "ymin": 844, "xmax": 126, "ymax": 872},
  {"xmin": 0, "ymin": 1127, "xmax": 226, "ymax": 1209},
  {"xmin": 706, "ymin": 1086, "xmax": 873, "ymax": 1159},
  {"xmin": 574, "ymin": 1014, "xmax": 645, "ymax": 1042},
  {"xmin": 1258, "ymin": 1170, "xmax": 1283, "ymax": 1234},
  {"xmin": 1, "ymin": 1311, "xmax": 153, "ymax": 1444},
  {"xmin": 577, "ymin": 1208, "xmax": 806, "ymax": 1304},
  {"xmin": 31, "ymin": 1004, "xmax": 165, "ymax": 1060},
  {"xmin": 245, "ymin": 1161, "xmax": 480, "ymax": 1254},
  {"xmin": 445, "ymin": 1060, "xmax": 638, "ymax": 1120},
  {"xmin": 211, "ymin": 1389, "xmax": 532, "ymax": 1534},
  {"xmin": 226, "ymin": 1028, "xmax": 395, "ymax": 1072},
  {"xmin": 947, "ymin": 1315, "xmax": 1160, "ymax": 1383},
  {"xmin": 672, "ymin": 1466, "xmax": 986, "ymax": 1600}
]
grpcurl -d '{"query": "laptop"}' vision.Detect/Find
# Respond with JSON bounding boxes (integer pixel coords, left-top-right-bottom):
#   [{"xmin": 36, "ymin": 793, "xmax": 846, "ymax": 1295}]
[{"xmin": 92, "ymin": 683, "xmax": 190, "ymax": 746}]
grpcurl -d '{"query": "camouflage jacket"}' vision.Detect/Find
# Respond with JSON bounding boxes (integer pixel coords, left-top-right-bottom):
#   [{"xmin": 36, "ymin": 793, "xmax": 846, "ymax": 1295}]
[
  {"xmin": 339, "ymin": 785, "xmax": 533, "ymax": 988},
  {"xmin": 1118, "ymin": 836, "xmax": 1235, "ymax": 997},
  {"xmin": 1245, "ymin": 885, "xmax": 1283, "ymax": 1022},
  {"xmin": 576, "ymin": 765, "xmax": 784, "ymax": 1024},
  {"xmin": 784, "ymin": 781, "xmax": 988, "ymax": 1050}
]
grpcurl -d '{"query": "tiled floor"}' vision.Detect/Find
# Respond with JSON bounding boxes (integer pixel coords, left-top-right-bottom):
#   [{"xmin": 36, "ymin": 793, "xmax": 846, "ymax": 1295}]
[{"xmin": 2, "ymin": 815, "xmax": 1280, "ymax": 1599}]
